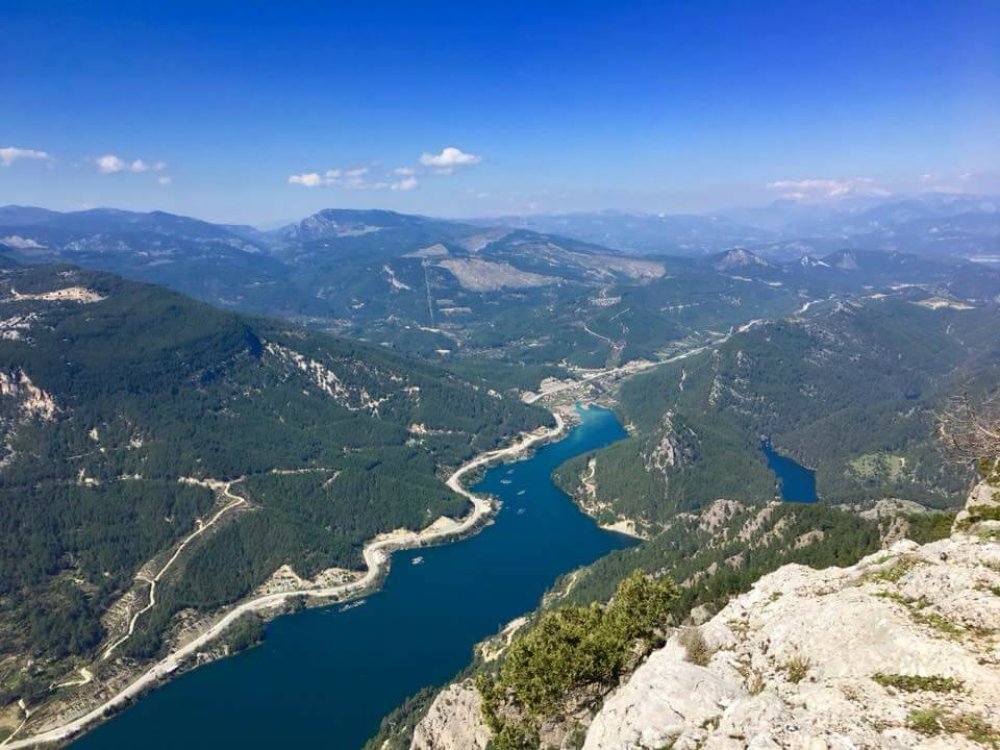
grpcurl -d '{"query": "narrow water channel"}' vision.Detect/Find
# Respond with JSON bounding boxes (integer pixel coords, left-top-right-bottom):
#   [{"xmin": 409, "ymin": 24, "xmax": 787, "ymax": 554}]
[{"xmin": 72, "ymin": 405, "xmax": 635, "ymax": 750}]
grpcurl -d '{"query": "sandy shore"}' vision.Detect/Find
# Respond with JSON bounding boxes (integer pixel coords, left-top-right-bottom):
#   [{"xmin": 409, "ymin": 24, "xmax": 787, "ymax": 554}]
[{"xmin": 2, "ymin": 409, "xmax": 568, "ymax": 749}]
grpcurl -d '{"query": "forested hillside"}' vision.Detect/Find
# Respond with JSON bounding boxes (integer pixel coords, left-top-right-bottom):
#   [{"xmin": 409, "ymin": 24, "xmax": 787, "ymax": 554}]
[
  {"xmin": 0, "ymin": 264, "xmax": 548, "ymax": 696},
  {"xmin": 555, "ymin": 293, "xmax": 1000, "ymax": 527}
]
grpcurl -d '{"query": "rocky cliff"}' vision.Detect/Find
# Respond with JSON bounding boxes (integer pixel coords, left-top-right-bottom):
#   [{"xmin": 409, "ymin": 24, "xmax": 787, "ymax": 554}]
[
  {"xmin": 411, "ymin": 481, "xmax": 1000, "ymax": 749},
  {"xmin": 584, "ymin": 481, "xmax": 1000, "ymax": 749}
]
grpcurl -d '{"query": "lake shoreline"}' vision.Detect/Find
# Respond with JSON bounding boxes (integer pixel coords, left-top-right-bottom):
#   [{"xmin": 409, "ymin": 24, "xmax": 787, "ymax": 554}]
[{"xmin": 3, "ymin": 407, "xmax": 576, "ymax": 750}]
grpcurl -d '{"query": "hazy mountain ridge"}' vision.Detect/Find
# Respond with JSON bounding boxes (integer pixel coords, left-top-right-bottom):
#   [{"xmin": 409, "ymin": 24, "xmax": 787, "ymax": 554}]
[
  {"xmin": 479, "ymin": 193, "xmax": 1000, "ymax": 259},
  {"xmin": 3, "ymin": 205, "xmax": 996, "ymax": 373}
]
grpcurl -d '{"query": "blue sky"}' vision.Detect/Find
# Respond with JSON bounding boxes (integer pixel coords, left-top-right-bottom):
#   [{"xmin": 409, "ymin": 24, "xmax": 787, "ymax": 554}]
[{"xmin": 1, "ymin": 0, "xmax": 997, "ymax": 223}]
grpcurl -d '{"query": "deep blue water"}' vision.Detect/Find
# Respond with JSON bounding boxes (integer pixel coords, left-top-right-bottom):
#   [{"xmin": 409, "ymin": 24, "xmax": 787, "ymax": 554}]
[
  {"xmin": 73, "ymin": 405, "xmax": 633, "ymax": 750},
  {"xmin": 762, "ymin": 441, "xmax": 817, "ymax": 503}
]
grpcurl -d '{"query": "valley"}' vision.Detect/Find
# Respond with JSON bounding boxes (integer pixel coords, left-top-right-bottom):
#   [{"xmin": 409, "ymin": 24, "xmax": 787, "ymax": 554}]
[
  {"xmin": 0, "ymin": 203, "xmax": 996, "ymax": 749},
  {"xmin": 5, "ymin": 5, "xmax": 999, "ymax": 747},
  {"xmin": 3, "ymin": 404, "xmax": 570, "ymax": 748}
]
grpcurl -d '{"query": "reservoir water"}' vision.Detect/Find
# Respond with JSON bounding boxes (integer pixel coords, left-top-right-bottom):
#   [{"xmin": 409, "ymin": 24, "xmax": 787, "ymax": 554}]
[
  {"xmin": 762, "ymin": 441, "xmax": 817, "ymax": 502},
  {"xmin": 73, "ymin": 405, "xmax": 634, "ymax": 750}
]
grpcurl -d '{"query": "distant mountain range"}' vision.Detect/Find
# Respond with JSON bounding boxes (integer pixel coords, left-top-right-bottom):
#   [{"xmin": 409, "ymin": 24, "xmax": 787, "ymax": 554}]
[
  {"xmin": 1, "ymin": 204, "xmax": 997, "ymax": 369},
  {"xmin": 475, "ymin": 193, "xmax": 1000, "ymax": 259}
]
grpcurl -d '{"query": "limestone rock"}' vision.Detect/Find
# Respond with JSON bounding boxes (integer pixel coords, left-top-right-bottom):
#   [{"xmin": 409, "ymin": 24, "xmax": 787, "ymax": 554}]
[
  {"xmin": 584, "ymin": 482, "xmax": 1000, "ymax": 750},
  {"xmin": 582, "ymin": 642, "xmax": 746, "ymax": 750},
  {"xmin": 410, "ymin": 680, "xmax": 491, "ymax": 750}
]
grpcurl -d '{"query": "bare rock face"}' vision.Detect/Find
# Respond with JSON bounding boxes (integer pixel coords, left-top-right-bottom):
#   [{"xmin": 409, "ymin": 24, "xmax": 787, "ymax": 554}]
[
  {"xmin": 410, "ymin": 680, "xmax": 491, "ymax": 750},
  {"xmin": 583, "ymin": 643, "xmax": 747, "ymax": 749},
  {"xmin": 584, "ymin": 482, "xmax": 1000, "ymax": 750}
]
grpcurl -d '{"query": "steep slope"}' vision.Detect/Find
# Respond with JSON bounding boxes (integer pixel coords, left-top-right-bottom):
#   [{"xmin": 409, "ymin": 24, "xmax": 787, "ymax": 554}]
[
  {"xmin": 583, "ymin": 483, "xmax": 1000, "ymax": 750},
  {"xmin": 0, "ymin": 264, "xmax": 547, "ymax": 723},
  {"xmin": 398, "ymin": 480, "xmax": 998, "ymax": 750},
  {"xmin": 366, "ymin": 498, "xmax": 887, "ymax": 750},
  {"xmin": 554, "ymin": 294, "xmax": 999, "ymax": 528}
]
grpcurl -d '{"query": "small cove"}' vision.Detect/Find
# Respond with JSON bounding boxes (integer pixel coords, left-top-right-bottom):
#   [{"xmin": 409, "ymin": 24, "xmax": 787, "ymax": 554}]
[{"xmin": 762, "ymin": 440, "xmax": 817, "ymax": 503}]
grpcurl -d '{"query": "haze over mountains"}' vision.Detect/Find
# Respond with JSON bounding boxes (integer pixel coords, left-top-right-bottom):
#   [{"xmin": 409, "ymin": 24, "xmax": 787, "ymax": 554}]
[
  {"xmin": 1, "ymin": 195, "xmax": 998, "ymax": 369},
  {"xmin": 475, "ymin": 192, "xmax": 1000, "ymax": 259}
]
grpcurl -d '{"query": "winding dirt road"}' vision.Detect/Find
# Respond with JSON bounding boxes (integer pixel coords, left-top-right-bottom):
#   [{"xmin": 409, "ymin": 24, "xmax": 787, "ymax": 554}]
[{"xmin": 101, "ymin": 481, "xmax": 247, "ymax": 661}]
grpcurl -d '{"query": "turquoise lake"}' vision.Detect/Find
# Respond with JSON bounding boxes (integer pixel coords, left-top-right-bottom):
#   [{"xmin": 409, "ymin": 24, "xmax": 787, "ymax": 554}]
[{"xmin": 72, "ymin": 405, "xmax": 634, "ymax": 750}]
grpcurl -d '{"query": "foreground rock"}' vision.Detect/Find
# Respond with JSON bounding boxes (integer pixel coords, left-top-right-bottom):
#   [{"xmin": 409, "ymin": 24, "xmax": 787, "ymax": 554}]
[
  {"xmin": 584, "ymin": 483, "xmax": 1000, "ymax": 750},
  {"xmin": 406, "ymin": 483, "xmax": 999, "ymax": 749},
  {"xmin": 410, "ymin": 680, "xmax": 491, "ymax": 750}
]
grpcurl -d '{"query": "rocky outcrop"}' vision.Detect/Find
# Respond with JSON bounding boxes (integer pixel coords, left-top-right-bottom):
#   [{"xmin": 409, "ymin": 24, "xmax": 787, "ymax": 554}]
[
  {"xmin": 0, "ymin": 369, "xmax": 57, "ymax": 420},
  {"xmin": 410, "ymin": 680, "xmax": 491, "ymax": 750},
  {"xmin": 405, "ymin": 483, "xmax": 999, "ymax": 750},
  {"xmin": 583, "ymin": 482, "xmax": 1000, "ymax": 750}
]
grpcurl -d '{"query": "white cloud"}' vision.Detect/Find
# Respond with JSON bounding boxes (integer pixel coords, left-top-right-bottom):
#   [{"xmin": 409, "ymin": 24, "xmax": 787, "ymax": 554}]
[
  {"xmin": 95, "ymin": 154, "xmax": 126, "ymax": 173},
  {"xmin": 391, "ymin": 176, "xmax": 419, "ymax": 191},
  {"xmin": 289, "ymin": 148, "xmax": 482, "ymax": 191},
  {"xmin": 767, "ymin": 177, "xmax": 889, "ymax": 201},
  {"xmin": 288, "ymin": 172, "xmax": 324, "ymax": 187},
  {"xmin": 289, "ymin": 165, "xmax": 404, "ymax": 191},
  {"xmin": 153, "ymin": 161, "xmax": 167, "ymax": 172},
  {"xmin": 419, "ymin": 146, "xmax": 481, "ymax": 168},
  {"xmin": 95, "ymin": 154, "xmax": 161, "ymax": 175},
  {"xmin": 914, "ymin": 170, "xmax": 1000, "ymax": 195},
  {"xmin": 0, "ymin": 147, "xmax": 51, "ymax": 167},
  {"xmin": 158, "ymin": 175, "xmax": 172, "ymax": 186}
]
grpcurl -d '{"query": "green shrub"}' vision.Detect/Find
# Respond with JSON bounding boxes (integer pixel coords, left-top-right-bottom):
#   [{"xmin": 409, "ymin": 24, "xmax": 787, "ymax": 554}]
[
  {"xmin": 908, "ymin": 708, "xmax": 999, "ymax": 746},
  {"xmin": 908, "ymin": 707, "xmax": 945, "ymax": 735},
  {"xmin": 487, "ymin": 721, "xmax": 540, "ymax": 750},
  {"xmin": 498, "ymin": 604, "xmax": 623, "ymax": 717},
  {"xmin": 480, "ymin": 570, "xmax": 679, "ymax": 731},
  {"xmin": 783, "ymin": 653, "xmax": 811, "ymax": 683},
  {"xmin": 678, "ymin": 628, "xmax": 713, "ymax": 667},
  {"xmin": 904, "ymin": 512, "xmax": 956, "ymax": 544},
  {"xmin": 873, "ymin": 673, "xmax": 963, "ymax": 693},
  {"xmin": 607, "ymin": 571, "xmax": 679, "ymax": 645}
]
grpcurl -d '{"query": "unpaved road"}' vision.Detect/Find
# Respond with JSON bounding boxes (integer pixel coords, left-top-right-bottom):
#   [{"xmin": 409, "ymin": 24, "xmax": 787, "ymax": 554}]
[{"xmin": 101, "ymin": 481, "xmax": 247, "ymax": 661}]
